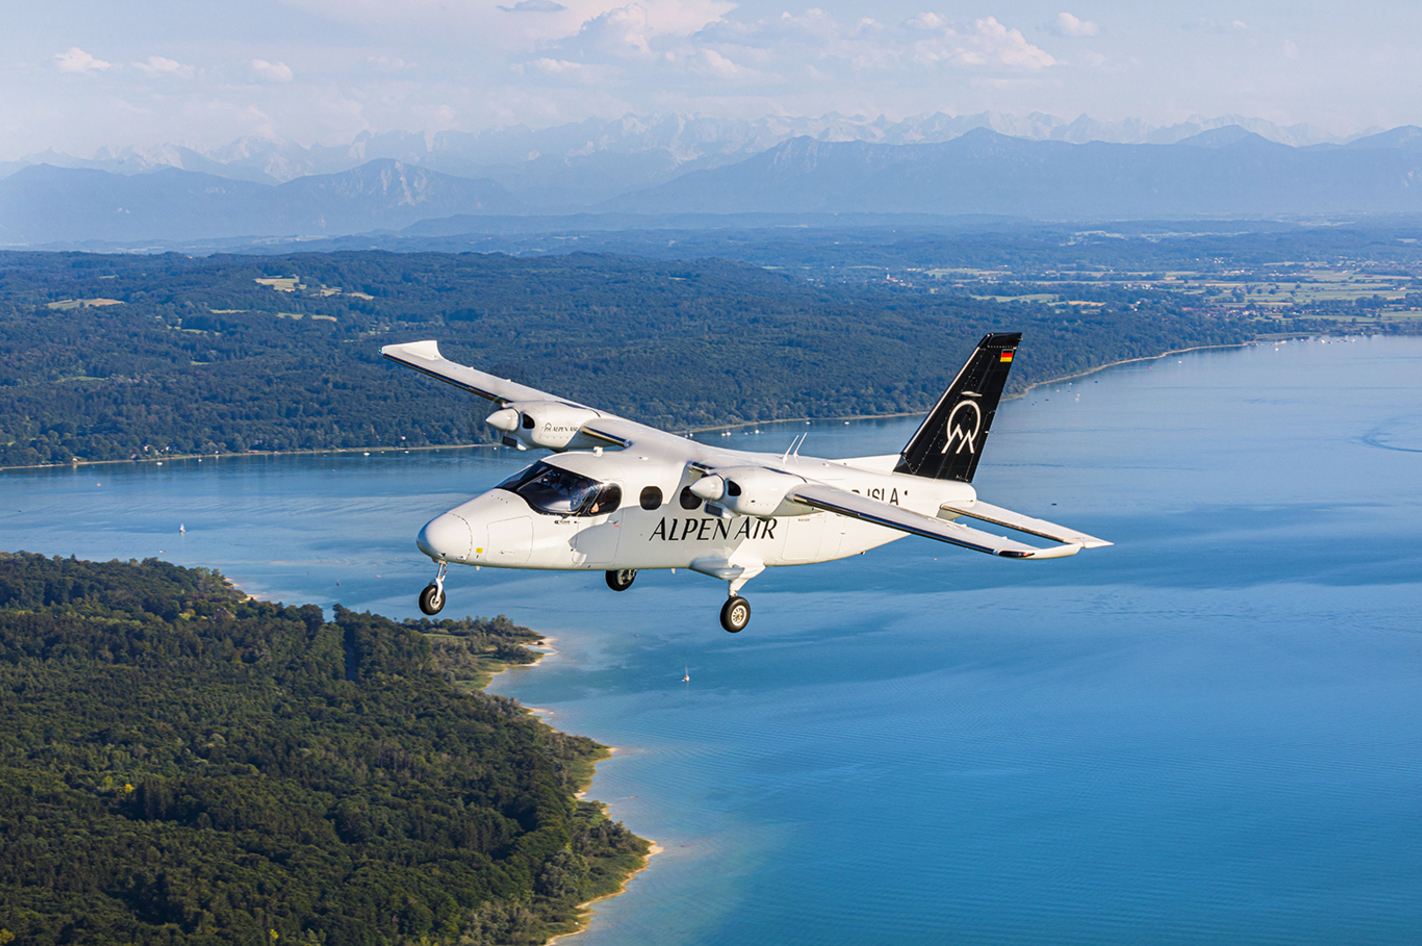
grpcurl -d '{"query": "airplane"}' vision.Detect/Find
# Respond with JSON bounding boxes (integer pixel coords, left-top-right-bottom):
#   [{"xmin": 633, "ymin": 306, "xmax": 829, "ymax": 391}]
[{"xmin": 382, "ymin": 332, "xmax": 1110, "ymax": 632}]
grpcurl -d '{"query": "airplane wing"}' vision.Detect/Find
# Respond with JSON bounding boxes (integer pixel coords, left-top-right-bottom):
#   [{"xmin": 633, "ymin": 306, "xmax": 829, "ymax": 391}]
[
  {"xmin": 380, "ymin": 340, "xmax": 588, "ymax": 407},
  {"xmin": 939, "ymin": 499, "xmax": 1112, "ymax": 549},
  {"xmin": 383, "ymin": 340, "xmax": 687, "ymax": 451},
  {"xmin": 788, "ymin": 482, "xmax": 1087, "ymax": 559}
]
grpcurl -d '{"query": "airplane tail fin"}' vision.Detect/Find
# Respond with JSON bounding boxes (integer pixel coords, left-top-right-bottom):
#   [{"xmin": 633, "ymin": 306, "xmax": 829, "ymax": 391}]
[{"xmin": 894, "ymin": 332, "xmax": 1021, "ymax": 483}]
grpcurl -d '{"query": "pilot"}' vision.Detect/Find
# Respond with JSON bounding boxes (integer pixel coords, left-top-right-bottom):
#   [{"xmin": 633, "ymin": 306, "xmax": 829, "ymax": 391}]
[{"xmin": 586, "ymin": 484, "xmax": 621, "ymax": 516}]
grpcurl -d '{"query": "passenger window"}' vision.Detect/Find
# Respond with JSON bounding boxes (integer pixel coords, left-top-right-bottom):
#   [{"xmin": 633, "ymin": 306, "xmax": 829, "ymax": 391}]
[
  {"xmin": 679, "ymin": 485, "xmax": 701, "ymax": 510},
  {"xmin": 587, "ymin": 484, "xmax": 621, "ymax": 516},
  {"xmin": 640, "ymin": 485, "xmax": 663, "ymax": 510}
]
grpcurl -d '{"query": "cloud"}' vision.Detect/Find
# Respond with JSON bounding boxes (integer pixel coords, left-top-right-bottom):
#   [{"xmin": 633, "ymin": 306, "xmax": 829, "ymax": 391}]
[
  {"xmin": 956, "ymin": 17, "xmax": 1055, "ymax": 69},
  {"xmin": 580, "ymin": 5, "xmax": 655, "ymax": 58},
  {"xmin": 530, "ymin": 57, "xmax": 586, "ymax": 74},
  {"xmin": 54, "ymin": 47, "xmax": 110, "ymax": 74},
  {"xmin": 895, "ymin": 17, "xmax": 1056, "ymax": 71},
  {"xmin": 904, "ymin": 12, "xmax": 949, "ymax": 31},
  {"xmin": 1052, "ymin": 12, "xmax": 1098, "ymax": 37},
  {"xmin": 533, "ymin": 6, "xmax": 1054, "ymax": 86},
  {"xmin": 499, "ymin": 0, "xmax": 566, "ymax": 11},
  {"xmin": 252, "ymin": 59, "xmax": 294, "ymax": 82},
  {"xmin": 1183, "ymin": 18, "xmax": 1248, "ymax": 33},
  {"xmin": 369, "ymin": 55, "xmax": 411, "ymax": 71},
  {"xmin": 133, "ymin": 56, "xmax": 194, "ymax": 78},
  {"xmin": 694, "ymin": 47, "xmax": 756, "ymax": 79}
]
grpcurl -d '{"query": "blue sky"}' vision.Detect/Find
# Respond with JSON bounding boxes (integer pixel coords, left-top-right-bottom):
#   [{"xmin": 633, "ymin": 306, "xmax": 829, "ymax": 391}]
[{"xmin": 5, "ymin": 0, "xmax": 1420, "ymax": 157}]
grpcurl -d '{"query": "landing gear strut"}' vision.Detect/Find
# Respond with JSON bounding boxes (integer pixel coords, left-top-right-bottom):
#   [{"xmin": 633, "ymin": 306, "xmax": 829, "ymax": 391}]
[
  {"xmin": 720, "ymin": 595, "xmax": 751, "ymax": 633},
  {"xmin": 719, "ymin": 570, "xmax": 758, "ymax": 633},
  {"xmin": 419, "ymin": 561, "xmax": 447, "ymax": 616},
  {"xmin": 606, "ymin": 568, "xmax": 637, "ymax": 592}
]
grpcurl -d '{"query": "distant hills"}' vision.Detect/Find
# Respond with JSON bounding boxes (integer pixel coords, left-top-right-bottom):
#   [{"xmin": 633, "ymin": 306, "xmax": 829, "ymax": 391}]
[
  {"xmin": 0, "ymin": 110, "xmax": 1372, "ymax": 197},
  {"xmin": 606, "ymin": 127, "xmax": 1422, "ymax": 218},
  {"xmin": 7, "ymin": 124, "xmax": 1422, "ymax": 245},
  {"xmin": 0, "ymin": 160, "xmax": 519, "ymax": 244}
]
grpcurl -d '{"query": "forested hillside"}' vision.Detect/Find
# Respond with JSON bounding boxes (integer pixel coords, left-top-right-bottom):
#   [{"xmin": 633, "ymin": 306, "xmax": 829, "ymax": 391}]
[
  {"xmin": 0, "ymin": 250, "xmax": 1253, "ymax": 466},
  {"xmin": 0, "ymin": 551, "xmax": 648, "ymax": 945}
]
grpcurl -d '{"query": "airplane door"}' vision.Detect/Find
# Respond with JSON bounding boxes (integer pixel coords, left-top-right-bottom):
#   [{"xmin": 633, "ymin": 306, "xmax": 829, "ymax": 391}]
[
  {"xmin": 823, "ymin": 515, "xmax": 847, "ymax": 559},
  {"xmin": 783, "ymin": 513, "xmax": 827, "ymax": 562},
  {"xmin": 487, "ymin": 517, "xmax": 532, "ymax": 565},
  {"xmin": 572, "ymin": 510, "xmax": 622, "ymax": 565}
]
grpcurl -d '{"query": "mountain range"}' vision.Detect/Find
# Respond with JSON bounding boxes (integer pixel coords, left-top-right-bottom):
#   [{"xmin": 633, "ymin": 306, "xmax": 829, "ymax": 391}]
[
  {"xmin": 0, "ymin": 160, "xmax": 519, "ymax": 245},
  {"xmin": 605, "ymin": 126, "xmax": 1422, "ymax": 218},
  {"xmin": 0, "ymin": 111, "xmax": 1375, "ymax": 205},
  {"xmin": 6, "ymin": 124, "xmax": 1422, "ymax": 246}
]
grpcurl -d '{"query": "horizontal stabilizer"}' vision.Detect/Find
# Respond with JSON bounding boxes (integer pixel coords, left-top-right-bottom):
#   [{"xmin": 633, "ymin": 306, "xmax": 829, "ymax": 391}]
[
  {"xmin": 789, "ymin": 483, "xmax": 1081, "ymax": 559},
  {"xmin": 939, "ymin": 500, "xmax": 1112, "ymax": 549}
]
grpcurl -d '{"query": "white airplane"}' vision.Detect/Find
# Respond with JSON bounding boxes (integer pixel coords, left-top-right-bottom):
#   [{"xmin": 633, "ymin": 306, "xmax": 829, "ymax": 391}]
[{"xmin": 383, "ymin": 333, "xmax": 1110, "ymax": 632}]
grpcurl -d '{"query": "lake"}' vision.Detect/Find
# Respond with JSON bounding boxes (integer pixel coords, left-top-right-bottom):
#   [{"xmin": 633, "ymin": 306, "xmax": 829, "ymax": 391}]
[{"xmin": 3, "ymin": 335, "xmax": 1420, "ymax": 944}]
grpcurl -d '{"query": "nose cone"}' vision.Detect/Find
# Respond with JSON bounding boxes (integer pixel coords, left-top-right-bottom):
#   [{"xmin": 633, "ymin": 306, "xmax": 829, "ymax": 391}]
[{"xmin": 417, "ymin": 513, "xmax": 473, "ymax": 562}]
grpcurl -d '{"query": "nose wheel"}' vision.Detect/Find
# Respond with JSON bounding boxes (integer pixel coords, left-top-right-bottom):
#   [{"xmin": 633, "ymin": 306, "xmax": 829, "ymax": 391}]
[
  {"xmin": 606, "ymin": 568, "xmax": 637, "ymax": 592},
  {"xmin": 720, "ymin": 595, "xmax": 751, "ymax": 633},
  {"xmin": 419, "ymin": 561, "xmax": 448, "ymax": 616}
]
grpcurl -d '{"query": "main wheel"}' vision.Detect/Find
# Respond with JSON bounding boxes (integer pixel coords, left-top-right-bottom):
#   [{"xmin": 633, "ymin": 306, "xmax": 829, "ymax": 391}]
[
  {"xmin": 720, "ymin": 595, "xmax": 751, "ymax": 633},
  {"xmin": 419, "ymin": 582, "xmax": 445, "ymax": 615},
  {"xmin": 606, "ymin": 569, "xmax": 637, "ymax": 592}
]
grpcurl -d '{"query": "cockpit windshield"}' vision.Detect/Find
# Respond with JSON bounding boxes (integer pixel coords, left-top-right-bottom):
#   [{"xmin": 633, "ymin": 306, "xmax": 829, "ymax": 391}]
[{"xmin": 497, "ymin": 461, "xmax": 621, "ymax": 517}]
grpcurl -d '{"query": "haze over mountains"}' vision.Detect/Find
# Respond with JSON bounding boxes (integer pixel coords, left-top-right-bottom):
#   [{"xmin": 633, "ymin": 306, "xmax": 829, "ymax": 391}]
[
  {"xmin": 0, "ymin": 161, "xmax": 520, "ymax": 245},
  {"xmin": 0, "ymin": 110, "xmax": 1372, "ymax": 191},
  {"xmin": 608, "ymin": 126, "xmax": 1422, "ymax": 218},
  {"xmin": 4, "ymin": 114, "xmax": 1422, "ymax": 247}
]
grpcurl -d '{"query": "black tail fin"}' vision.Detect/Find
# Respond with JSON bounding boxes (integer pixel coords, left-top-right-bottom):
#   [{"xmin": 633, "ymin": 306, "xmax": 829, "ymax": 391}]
[{"xmin": 894, "ymin": 332, "xmax": 1021, "ymax": 483}]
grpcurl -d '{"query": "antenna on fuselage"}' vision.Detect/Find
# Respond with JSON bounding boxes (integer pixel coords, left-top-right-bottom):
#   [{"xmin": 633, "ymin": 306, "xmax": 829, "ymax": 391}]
[{"xmin": 781, "ymin": 432, "xmax": 807, "ymax": 464}]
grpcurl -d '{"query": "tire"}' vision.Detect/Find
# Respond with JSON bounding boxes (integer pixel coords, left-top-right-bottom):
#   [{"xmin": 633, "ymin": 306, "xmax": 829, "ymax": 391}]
[
  {"xmin": 720, "ymin": 595, "xmax": 751, "ymax": 633},
  {"xmin": 419, "ymin": 583, "xmax": 445, "ymax": 615},
  {"xmin": 606, "ymin": 569, "xmax": 637, "ymax": 592}
]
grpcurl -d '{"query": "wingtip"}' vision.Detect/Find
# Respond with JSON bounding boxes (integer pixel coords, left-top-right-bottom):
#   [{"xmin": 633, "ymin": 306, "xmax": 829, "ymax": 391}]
[
  {"xmin": 380, "ymin": 339, "xmax": 442, "ymax": 360},
  {"xmin": 1019, "ymin": 543, "xmax": 1084, "ymax": 560}
]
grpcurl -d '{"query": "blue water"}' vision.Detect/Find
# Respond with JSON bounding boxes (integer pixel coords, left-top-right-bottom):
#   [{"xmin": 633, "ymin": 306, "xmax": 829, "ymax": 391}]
[{"xmin": 4, "ymin": 336, "xmax": 1421, "ymax": 944}]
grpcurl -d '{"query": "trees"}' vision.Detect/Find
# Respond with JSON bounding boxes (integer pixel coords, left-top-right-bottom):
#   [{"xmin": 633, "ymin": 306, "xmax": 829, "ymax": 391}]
[
  {"xmin": 0, "ymin": 552, "xmax": 647, "ymax": 945},
  {"xmin": 0, "ymin": 250, "xmax": 1255, "ymax": 466}
]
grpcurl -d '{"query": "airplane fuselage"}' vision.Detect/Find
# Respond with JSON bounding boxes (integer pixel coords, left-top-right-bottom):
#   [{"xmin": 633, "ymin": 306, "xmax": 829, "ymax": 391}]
[{"xmin": 419, "ymin": 446, "xmax": 977, "ymax": 573}]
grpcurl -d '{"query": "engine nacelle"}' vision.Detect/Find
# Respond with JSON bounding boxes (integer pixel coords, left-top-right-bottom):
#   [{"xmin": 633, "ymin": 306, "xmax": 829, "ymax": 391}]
[
  {"xmin": 692, "ymin": 466, "xmax": 807, "ymax": 518},
  {"xmin": 486, "ymin": 401, "xmax": 600, "ymax": 450}
]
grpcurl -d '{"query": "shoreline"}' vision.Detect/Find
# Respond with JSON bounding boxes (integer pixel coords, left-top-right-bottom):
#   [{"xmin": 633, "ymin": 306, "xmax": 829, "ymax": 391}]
[
  {"xmin": 480, "ymin": 634, "xmax": 660, "ymax": 946},
  {"xmin": 547, "ymin": 842, "xmax": 664, "ymax": 946},
  {"xmin": 0, "ymin": 339, "xmax": 1268, "ymax": 473}
]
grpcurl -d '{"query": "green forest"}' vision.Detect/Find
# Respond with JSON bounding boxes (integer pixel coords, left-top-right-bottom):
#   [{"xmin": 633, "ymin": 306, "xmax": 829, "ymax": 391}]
[
  {"xmin": 0, "ymin": 551, "xmax": 649, "ymax": 945},
  {"xmin": 0, "ymin": 250, "xmax": 1258, "ymax": 467}
]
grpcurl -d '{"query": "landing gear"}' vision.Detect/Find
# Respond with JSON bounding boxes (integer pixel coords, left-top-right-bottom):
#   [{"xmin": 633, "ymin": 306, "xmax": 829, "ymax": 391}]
[
  {"xmin": 419, "ymin": 561, "xmax": 448, "ymax": 616},
  {"xmin": 720, "ymin": 595, "xmax": 751, "ymax": 633},
  {"xmin": 606, "ymin": 568, "xmax": 637, "ymax": 592}
]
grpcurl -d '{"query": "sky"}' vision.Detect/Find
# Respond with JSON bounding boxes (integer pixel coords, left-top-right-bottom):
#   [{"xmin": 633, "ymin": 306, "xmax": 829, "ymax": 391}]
[{"xmin": 4, "ymin": 0, "xmax": 1421, "ymax": 159}]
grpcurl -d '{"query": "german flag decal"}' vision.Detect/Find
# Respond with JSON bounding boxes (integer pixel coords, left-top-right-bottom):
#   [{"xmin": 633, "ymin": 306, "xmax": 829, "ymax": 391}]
[{"xmin": 1000, "ymin": 350, "xmax": 1015, "ymax": 363}]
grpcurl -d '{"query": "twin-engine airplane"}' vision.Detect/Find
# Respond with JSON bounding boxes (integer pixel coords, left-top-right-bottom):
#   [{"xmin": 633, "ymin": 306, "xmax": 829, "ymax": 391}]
[{"xmin": 383, "ymin": 333, "xmax": 1109, "ymax": 632}]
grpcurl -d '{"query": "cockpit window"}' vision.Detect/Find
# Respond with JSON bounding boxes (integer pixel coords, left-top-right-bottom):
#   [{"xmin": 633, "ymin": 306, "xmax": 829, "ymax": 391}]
[{"xmin": 497, "ymin": 461, "xmax": 620, "ymax": 517}]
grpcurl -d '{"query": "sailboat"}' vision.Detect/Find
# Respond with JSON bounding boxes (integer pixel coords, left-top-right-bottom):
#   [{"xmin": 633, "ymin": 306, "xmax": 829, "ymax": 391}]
[
  {"xmin": 179, "ymin": 523, "xmax": 186, "ymax": 534},
  {"xmin": 681, "ymin": 667, "xmax": 690, "ymax": 683}
]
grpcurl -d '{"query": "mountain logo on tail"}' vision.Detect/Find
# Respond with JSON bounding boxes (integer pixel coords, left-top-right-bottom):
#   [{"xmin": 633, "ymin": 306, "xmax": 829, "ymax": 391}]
[{"xmin": 941, "ymin": 398, "xmax": 982, "ymax": 455}]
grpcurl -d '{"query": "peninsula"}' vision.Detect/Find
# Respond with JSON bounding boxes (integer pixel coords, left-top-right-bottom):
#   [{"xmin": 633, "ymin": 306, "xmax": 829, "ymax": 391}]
[{"xmin": 0, "ymin": 551, "xmax": 650, "ymax": 945}]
